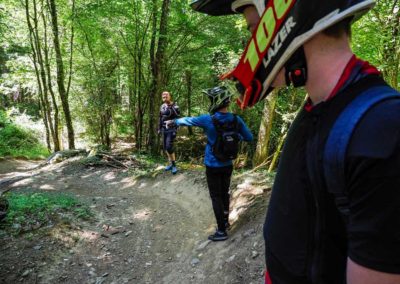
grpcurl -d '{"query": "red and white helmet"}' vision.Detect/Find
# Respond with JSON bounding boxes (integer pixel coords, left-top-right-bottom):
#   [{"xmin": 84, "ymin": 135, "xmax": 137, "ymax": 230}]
[{"xmin": 191, "ymin": 0, "xmax": 375, "ymax": 109}]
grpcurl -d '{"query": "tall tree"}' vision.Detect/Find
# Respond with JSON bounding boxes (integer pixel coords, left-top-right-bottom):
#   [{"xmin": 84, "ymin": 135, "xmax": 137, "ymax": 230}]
[
  {"xmin": 48, "ymin": 0, "xmax": 75, "ymax": 149},
  {"xmin": 185, "ymin": 69, "xmax": 193, "ymax": 136},
  {"xmin": 24, "ymin": 0, "xmax": 55, "ymax": 151},
  {"xmin": 41, "ymin": 1, "xmax": 60, "ymax": 151},
  {"xmin": 148, "ymin": 0, "xmax": 171, "ymax": 153}
]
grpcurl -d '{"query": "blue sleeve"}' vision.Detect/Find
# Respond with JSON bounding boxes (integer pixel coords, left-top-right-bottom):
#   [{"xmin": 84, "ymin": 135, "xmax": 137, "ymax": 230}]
[
  {"xmin": 175, "ymin": 115, "xmax": 209, "ymax": 128},
  {"xmin": 237, "ymin": 116, "xmax": 253, "ymax": 142}
]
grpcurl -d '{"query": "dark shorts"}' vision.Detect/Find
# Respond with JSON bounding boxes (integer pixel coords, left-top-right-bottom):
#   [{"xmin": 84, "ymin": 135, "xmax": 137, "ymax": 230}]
[{"xmin": 163, "ymin": 129, "xmax": 177, "ymax": 154}]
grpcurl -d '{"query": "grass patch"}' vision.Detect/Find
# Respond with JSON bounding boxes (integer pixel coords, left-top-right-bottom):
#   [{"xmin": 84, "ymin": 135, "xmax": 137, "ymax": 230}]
[
  {"xmin": 128, "ymin": 153, "xmax": 201, "ymax": 177},
  {"xmin": 79, "ymin": 151, "xmax": 204, "ymax": 179},
  {"xmin": 0, "ymin": 110, "xmax": 49, "ymax": 159},
  {"xmin": 128, "ymin": 153, "xmax": 162, "ymax": 178},
  {"xmin": 1, "ymin": 192, "xmax": 92, "ymax": 234},
  {"xmin": 135, "ymin": 152, "xmax": 165, "ymax": 165}
]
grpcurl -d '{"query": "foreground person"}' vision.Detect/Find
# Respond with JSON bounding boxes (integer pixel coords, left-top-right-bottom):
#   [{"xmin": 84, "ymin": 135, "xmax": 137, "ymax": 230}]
[{"xmin": 191, "ymin": 0, "xmax": 400, "ymax": 283}]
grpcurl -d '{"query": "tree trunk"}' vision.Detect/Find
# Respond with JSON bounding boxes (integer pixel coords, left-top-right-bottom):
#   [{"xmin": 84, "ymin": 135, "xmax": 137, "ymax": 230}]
[
  {"xmin": 25, "ymin": 0, "xmax": 53, "ymax": 151},
  {"xmin": 374, "ymin": 3, "xmax": 400, "ymax": 89},
  {"xmin": 48, "ymin": 0, "xmax": 75, "ymax": 149},
  {"xmin": 388, "ymin": 7, "xmax": 399, "ymax": 88},
  {"xmin": 32, "ymin": 59, "xmax": 51, "ymax": 151},
  {"xmin": 148, "ymin": 0, "xmax": 158, "ymax": 152},
  {"xmin": 185, "ymin": 70, "xmax": 193, "ymax": 135},
  {"xmin": 268, "ymin": 124, "xmax": 288, "ymax": 173},
  {"xmin": 253, "ymin": 91, "xmax": 278, "ymax": 166},
  {"xmin": 41, "ymin": 2, "xmax": 60, "ymax": 151},
  {"xmin": 148, "ymin": 0, "xmax": 171, "ymax": 153},
  {"xmin": 66, "ymin": 0, "xmax": 75, "ymax": 97}
]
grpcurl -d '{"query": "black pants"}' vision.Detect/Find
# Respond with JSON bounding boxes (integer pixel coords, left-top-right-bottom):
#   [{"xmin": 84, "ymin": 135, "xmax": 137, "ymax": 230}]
[
  {"xmin": 162, "ymin": 129, "xmax": 176, "ymax": 154},
  {"xmin": 206, "ymin": 165, "xmax": 233, "ymax": 232}
]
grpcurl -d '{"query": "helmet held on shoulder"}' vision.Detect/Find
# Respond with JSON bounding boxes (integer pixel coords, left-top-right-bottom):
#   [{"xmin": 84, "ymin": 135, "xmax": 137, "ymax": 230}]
[
  {"xmin": 191, "ymin": 0, "xmax": 375, "ymax": 109},
  {"xmin": 203, "ymin": 86, "xmax": 233, "ymax": 114}
]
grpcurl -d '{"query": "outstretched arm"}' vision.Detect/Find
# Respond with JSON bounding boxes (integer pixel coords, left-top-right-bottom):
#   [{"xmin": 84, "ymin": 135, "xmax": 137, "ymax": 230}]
[{"xmin": 175, "ymin": 115, "xmax": 208, "ymax": 128}]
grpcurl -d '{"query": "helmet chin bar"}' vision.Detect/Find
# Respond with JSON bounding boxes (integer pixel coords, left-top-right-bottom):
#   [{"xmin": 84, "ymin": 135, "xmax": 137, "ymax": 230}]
[
  {"xmin": 233, "ymin": 47, "xmax": 307, "ymax": 110},
  {"xmin": 196, "ymin": 0, "xmax": 375, "ymax": 110},
  {"xmin": 284, "ymin": 46, "xmax": 308, "ymax": 88},
  {"xmin": 222, "ymin": 64, "xmax": 268, "ymax": 110},
  {"xmin": 227, "ymin": 47, "xmax": 307, "ymax": 110},
  {"xmin": 235, "ymin": 79, "xmax": 262, "ymax": 109}
]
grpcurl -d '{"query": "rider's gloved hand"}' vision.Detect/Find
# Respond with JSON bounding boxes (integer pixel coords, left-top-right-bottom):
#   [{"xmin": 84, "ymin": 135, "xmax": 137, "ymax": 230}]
[{"xmin": 165, "ymin": 120, "xmax": 176, "ymax": 129}]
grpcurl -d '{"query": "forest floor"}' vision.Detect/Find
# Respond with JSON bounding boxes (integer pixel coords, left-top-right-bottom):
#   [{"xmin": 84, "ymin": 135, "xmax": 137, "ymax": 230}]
[{"xmin": 0, "ymin": 156, "xmax": 272, "ymax": 284}]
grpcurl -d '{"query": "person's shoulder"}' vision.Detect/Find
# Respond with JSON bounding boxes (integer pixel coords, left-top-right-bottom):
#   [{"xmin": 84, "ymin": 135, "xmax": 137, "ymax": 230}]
[
  {"xmin": 199, "ymin": 114, "xmax": 211, "ymax": 120},
  {"xmin": 233, "ymin": 113, "xmax": 247, "ymax": 124},
  {"xmin": 348, "ymin": 93, "xmax": 400, "ymax": 158},
  {"xmin": 232, "ymin": 113, "xmax": 241, "ymax": 119}
]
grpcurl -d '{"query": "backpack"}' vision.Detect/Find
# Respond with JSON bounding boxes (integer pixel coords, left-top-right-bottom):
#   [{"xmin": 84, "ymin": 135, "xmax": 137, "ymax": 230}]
[
  {"xmin": 212, "ymin": 114, "xmax": 240, "ymax": 162},
  {"xmin": 302, "ymin": 85, "xmax": 400, "ymax": 283},
  {"xmin": 323, "ymin": 85, "xmax": 400, "ymax": 220}
]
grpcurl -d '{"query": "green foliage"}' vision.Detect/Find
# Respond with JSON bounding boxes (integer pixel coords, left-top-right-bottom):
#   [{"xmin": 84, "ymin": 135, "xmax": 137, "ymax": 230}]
[
  {"xmin": 112, "ymin": 110, "xmax": 134, "ymax": 137},
  {"xmin": 1, "ymin": 0, "xmax": 398, "ymax": 159},
  {"xmin": 134, "ymin": 152, "xmax": 165, "ymax": 170},
  {"xmin": 352, "ymin": 1, "xmax": 400, "ymax": 89},
  {"xmin": 127, "ymin": 153, "xmax": 168, "ymax": 178},
  {"xmin": 0, "ymin": 110, "xmax": 48, "ymax": 159},
  {"xmin": 128, "ymin": 152, "xmax": 202, "ymax": 178},
  {"xmin": 3, "ymin": 192, "xmax": 92, "ymax": 233}
]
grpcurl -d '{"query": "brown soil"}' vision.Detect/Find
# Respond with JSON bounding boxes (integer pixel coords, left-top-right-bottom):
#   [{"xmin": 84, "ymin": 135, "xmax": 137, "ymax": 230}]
[{"xmin": 0, "ymin": 158, "xmax": 271, "ymax": 284}]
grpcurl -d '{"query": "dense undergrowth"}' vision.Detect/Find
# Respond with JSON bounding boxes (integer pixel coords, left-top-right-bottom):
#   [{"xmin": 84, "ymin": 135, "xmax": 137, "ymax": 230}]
[{"xmin": 0, "ymin": 110, "xmax": 49, "ymax": 159}]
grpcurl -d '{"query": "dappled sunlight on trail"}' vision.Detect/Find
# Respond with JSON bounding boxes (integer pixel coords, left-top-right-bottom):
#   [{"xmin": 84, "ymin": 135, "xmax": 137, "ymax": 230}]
[
  {"xmin": 133, "ymin": 208, "xmax": 153, "ymax": 221},
  {"xmin": 0, "ymin": 158, "xmax": 270, "ymax": 283}
]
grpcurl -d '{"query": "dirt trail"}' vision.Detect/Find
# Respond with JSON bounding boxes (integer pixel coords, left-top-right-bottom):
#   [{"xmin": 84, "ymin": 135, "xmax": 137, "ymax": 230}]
[{"xmin": 0, "ymin": 158, "xmax": 270, "ymax": 284}]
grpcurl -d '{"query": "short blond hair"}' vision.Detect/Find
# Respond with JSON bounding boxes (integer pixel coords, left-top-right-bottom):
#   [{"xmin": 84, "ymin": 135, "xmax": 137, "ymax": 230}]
[{"xmin": 323, "ymin": 18, "xmax": 352, "ymax": 38}]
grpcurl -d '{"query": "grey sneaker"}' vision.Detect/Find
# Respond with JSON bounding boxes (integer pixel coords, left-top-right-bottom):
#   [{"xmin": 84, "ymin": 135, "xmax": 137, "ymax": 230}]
[{"xmin": 208, "ymin": 230, "xmax": 228, "ymax": 241}]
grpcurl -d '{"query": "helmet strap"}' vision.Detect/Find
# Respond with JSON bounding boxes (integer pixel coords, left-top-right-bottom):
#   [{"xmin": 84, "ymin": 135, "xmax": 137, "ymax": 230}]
[{"xmin": 285, "ymin": 47, "xmax": 308, "ymax": 88}]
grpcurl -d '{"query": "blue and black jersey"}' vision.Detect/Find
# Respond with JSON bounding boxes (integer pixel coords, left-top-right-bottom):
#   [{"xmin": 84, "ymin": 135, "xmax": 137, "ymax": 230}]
[{"xmin": 159, "ymin": 102, "xmax": 180, "ymax": 131}]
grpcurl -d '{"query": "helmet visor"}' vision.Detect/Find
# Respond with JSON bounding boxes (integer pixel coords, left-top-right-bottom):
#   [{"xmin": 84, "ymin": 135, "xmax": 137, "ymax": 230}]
[
  {"xmin": 220, "ymin": 0, "xmax": 375, "ymax": 109},
  {"xmin": 190, "ymin": 0, "xmax": 235, "ymax": 16},
  {"xmin": 221, "ymin": 0, "xmax": 297, "ymax": 109}
]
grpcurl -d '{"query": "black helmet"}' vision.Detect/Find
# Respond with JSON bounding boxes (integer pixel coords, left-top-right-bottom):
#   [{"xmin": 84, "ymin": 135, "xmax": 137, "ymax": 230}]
[
  {"xmin": 203, "ymin": 86, "xmax": 233, "ymax": 114},
  {"xmin": 192, "ymin": 0, "xmax": 375, "ymax": 109},
  {"xmin": 191, "ymin": 0, "xmax": 254, "ymax": 15}
]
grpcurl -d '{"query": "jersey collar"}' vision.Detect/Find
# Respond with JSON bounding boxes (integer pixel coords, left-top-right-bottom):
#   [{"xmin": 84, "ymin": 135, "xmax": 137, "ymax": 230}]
[{"xmin": 305, "ymin": 55, "xmax": 380, "ymax": 112}]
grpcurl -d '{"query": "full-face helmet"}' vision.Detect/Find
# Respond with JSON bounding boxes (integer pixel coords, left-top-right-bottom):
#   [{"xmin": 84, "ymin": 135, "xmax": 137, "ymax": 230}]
[{"xmin": 191, "ymin": 0, "xmax": 375, "ymax": 108}]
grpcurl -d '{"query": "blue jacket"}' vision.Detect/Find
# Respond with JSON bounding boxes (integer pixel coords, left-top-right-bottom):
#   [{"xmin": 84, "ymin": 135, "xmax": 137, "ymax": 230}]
[{"xmin": 175, "ymin": 112, "xmax": 253, "ymax": 168}]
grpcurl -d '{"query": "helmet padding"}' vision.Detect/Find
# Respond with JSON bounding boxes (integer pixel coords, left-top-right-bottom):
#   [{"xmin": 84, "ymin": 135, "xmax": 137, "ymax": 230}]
[{"xmin": 231, "ymin": 0, "xmax": 253, "ymax": 12}]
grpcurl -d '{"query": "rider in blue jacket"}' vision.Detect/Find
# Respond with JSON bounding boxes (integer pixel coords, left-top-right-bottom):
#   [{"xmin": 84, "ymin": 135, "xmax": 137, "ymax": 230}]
[{"xmin": 167, "ymin": 87, "xmax": 253, "ymax": 241}]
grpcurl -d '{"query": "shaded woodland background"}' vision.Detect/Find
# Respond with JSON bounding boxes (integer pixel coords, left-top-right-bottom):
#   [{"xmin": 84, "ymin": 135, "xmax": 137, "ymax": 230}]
[{"xmin": 0, "ymin": 0, "xmax": 399, "ymax": 170}]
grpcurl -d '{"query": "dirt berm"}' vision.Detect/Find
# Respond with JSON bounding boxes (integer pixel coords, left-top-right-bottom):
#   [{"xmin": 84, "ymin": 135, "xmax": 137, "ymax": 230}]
[{"xmin": 0, "ymin": 158, "xmax": 272, "ymax": 284}]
